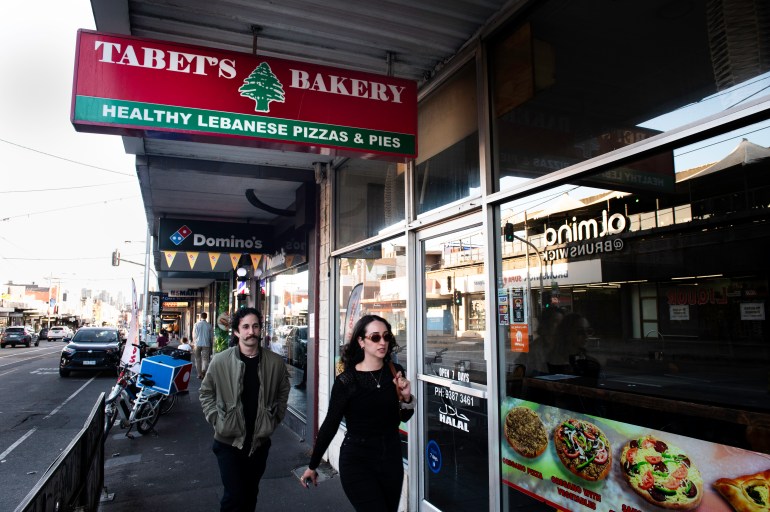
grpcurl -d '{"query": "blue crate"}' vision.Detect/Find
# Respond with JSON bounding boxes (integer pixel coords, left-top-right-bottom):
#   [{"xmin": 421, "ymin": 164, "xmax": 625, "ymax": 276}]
[{"xmin": 138, "ymin": 355, "xmax": 193, "ymax": 395}]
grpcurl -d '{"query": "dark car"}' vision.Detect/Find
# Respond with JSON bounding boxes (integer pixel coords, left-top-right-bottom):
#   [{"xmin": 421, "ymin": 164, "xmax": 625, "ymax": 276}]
[
  {"xmin": 286, "ymin": 325, "xmax": 308, "ymax": 368},
  {"xmin": 38, "ymin": 327, "xmax": 49, "ymax": 341},
  {"xmin": 1, "ymin": 326, "xmax": 39, "ymax": 348},
  {"xmin": 59, "ymin": 327, "xmax": 121, "ymax": 377}
]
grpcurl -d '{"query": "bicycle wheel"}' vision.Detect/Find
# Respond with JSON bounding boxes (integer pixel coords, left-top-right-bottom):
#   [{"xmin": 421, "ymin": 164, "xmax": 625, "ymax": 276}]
[
  {"xmin": 135, "ymin": 397, "xmax": 162, "ymax": 434},
  {"xmin": 159, "ymin": 393, "xmax": 177, "ymax": 415},
  {"xmin": 104, "ymin": 402, "xmax": 118, "ymax": 437}
]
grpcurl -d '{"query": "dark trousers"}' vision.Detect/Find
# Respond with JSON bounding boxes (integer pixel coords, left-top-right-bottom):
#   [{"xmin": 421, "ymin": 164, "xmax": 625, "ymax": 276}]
[
  {"xmin": 339, "ymin": 433, "xmax": 404, "ymax": 512},
  {"xmin": 212, "ymin": 439, "xmax": 271, "ymax": 512}
]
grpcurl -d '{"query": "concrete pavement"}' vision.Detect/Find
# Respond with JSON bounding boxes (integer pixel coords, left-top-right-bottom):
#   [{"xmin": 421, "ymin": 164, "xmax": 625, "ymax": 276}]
[{"xmin": 99, "ymin": 376, "xmax": 353, "ymax": 512}]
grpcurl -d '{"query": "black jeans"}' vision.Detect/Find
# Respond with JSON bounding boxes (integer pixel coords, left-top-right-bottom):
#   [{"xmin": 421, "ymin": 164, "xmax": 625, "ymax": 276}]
[
  {"xmin": 212, "ymin": 438, "xmax": 271, "ymax": 512},
  {"xmin": 339, "ymin": 433, "xmax": 404, "ymax": 512}
]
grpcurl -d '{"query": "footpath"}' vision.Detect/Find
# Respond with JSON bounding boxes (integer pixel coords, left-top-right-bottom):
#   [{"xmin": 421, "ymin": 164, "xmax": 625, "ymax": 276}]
[{"xmin": 99, "ymin": 375, "xmax": 353, "ymax": 512}]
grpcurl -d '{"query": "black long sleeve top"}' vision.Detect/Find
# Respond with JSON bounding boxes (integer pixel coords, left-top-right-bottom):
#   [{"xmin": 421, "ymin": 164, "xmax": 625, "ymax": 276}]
[{"xmin": 308, "ymin": 363, "xmax": 414, "ymax": 470}]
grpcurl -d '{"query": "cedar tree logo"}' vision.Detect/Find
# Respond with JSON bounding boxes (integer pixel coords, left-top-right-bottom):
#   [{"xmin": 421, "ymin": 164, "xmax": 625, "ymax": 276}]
[
  {"xmin": 169, "ymin": 225, "xmax": 192, "ymax": 246},
  {"xmin": 239, "ymin": 62, "xmax": 286, "ymax": 112}
]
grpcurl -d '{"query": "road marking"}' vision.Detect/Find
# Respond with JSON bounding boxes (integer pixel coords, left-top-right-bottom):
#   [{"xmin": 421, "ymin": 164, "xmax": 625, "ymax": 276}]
[
  {"xmin": 0, "ymin": 350, "xmax": 61, "ymax": 368},
  {"xmin": 0, "ymin": 368, "xmax": 19, "ymax": 377},
  {"xmin": 0, "ymin": 428, "xmax": 37, "ymax": 461},
  {"xmin": 44, "ymin": 376, "xmax": 97, "ymax": 419}
]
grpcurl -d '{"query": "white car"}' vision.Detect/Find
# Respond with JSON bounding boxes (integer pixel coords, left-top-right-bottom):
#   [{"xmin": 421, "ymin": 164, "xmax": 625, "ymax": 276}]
[{"xmin": 47, "ymin": 326, "xmax": 73, "ymax": 342}]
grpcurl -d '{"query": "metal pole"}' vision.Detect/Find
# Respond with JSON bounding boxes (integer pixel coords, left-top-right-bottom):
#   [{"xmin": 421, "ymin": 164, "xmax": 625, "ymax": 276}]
[
  {"xmin": 512, "ymin": 234, "xmax": 543, "ymax": 339},
  {"xmin": 141, "ymin": 227, "xmax": 151, "ymax": 342}
]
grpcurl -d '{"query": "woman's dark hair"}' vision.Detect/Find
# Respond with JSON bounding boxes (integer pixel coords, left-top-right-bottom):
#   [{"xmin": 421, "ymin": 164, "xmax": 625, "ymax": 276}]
[
  {"xmin": 229, "ymin": 307, "xmax": 263, "ymax": 347},
  {"xmin": 341, "ymin": 314, "xmax": 397, "ymax": 370}
]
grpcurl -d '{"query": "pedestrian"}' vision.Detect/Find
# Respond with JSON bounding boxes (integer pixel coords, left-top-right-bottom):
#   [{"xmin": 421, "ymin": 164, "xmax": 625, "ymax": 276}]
[
  {"xmin": 200, "ymin": 307, "xmax": 290, "ymax": 512},
  {"xmin": 177, "ymin": 337, "xmax": 192, "ymax": 351},
  {"xmin": 193, "ymin": 312, "xmax": 213, "ymax": 378},
  {"xmin": 300, "ymin": 314, "xmax": 415, "ymax": 512},
  {"xmin": 156, "ymin": 329, "xmax": 169, "ymax": 348}
]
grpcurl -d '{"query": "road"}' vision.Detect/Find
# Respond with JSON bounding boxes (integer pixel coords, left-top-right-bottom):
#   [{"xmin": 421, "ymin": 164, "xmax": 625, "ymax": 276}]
[{"xmin": 0, "ymin": 342, "xmax": 116, "ymax": 511}]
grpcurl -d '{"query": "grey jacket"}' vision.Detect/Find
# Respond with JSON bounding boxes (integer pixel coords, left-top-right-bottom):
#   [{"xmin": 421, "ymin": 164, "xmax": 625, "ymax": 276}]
[{"xmin": 199, "ymin": 346, "xmax": 290, "ymax": 455}]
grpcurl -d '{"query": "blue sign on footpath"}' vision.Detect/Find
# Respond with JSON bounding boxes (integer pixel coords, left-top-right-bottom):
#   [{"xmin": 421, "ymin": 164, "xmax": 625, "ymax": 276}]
[{"xmin": 426, "ymin": 440, "xmax": 442, "ymax": 474}]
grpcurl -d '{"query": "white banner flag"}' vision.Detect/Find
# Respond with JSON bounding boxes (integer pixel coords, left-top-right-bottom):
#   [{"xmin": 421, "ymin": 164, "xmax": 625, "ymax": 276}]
[{"xmin": 120, "ymin": 279, "xmax": 142, "ymax": 372}]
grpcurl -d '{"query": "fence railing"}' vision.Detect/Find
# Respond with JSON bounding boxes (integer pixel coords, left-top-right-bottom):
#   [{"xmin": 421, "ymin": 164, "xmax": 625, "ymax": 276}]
[{"xmin": 14, "ymin": 393, "xmax": 105, "ymax": 512}]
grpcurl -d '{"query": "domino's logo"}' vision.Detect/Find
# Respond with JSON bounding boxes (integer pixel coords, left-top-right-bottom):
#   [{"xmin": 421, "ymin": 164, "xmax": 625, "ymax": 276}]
[{"xmin": 170, "ymin": 225, "xmax": 192, "ymax": 246}]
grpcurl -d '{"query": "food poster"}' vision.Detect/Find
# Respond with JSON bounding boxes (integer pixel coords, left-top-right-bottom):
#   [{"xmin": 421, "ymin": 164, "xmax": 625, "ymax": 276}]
[{"xmin": 500, "ymin": 397, "xmax": 770, "ymax": 511}]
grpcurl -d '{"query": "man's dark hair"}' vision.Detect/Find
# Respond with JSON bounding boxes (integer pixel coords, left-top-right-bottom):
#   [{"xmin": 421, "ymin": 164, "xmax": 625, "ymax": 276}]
[
  {"xmin": 229, "ymin": 307, "xmax": 263, "ymax": 347},
  {"xmin": 200, "ymin": 312, "xmax": 207, "ymax": 320}
]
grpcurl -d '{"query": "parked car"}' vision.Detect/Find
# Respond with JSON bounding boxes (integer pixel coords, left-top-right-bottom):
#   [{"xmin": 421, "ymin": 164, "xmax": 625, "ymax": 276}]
[
  {"xmin": 286, "ymin": 325, "xmax": 308, "ymax": 368},
  {"xmin": 38, "ymin": 327, "xmax": 49, "ymax": 341},
  {"xmin": 47, "ymin": 325, "xmax": 73, "ymax": 342},
  {"xmin": 1, "ymin": 326, "xmax": 39, "ymax": 348},
  {"xmin": 59, "ymin": 327, "xmax": 121, "ymax": 377}
]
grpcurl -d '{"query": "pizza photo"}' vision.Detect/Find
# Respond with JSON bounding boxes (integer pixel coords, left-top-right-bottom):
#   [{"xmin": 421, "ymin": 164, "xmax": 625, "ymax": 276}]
[
  {"xmin": 620, "ymin": 434, "xmax": 703, "ymax": 510},
  {"xmin": 504, "ymin": 406, "xmax": 548, "ymax": 458},
  {"xmin": 553, "ymin": 418, "xmax": 611, "ymax": 481},
  {"xmin": 713, "ymin": 469, "xmax": 770, "ymax": 512}
]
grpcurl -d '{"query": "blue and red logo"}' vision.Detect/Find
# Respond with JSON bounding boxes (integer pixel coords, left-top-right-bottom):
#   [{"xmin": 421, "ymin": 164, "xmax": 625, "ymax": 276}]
[{"xmin": 169, "ymin": 225, "xmax": 192, "ymax": 246}]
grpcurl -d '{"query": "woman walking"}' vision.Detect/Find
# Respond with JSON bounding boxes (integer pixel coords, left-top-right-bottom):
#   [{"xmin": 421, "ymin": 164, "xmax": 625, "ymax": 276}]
[{"xmin": 300, "ymin": 314, "xmax": 415, "ymax": 512}]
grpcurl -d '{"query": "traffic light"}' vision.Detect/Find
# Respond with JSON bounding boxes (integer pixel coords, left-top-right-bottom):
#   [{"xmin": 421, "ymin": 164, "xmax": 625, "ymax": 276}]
[
  {"xmin": 111, "ymin": 249, "xmax": 120, "ymax": 266},
  {"xmin": 453, "ymin": 290, "xmax": 463, "ymax": 306},
  {"xmin": 503, "ymin": 222, "xmax": 514, "ymax": 242}
]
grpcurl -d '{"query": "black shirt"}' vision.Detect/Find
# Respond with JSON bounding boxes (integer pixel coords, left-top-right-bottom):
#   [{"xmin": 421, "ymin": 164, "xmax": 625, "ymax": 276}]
[{"xmin": 239, "ymin": 350, "xmax": 261, "ymax": 452}]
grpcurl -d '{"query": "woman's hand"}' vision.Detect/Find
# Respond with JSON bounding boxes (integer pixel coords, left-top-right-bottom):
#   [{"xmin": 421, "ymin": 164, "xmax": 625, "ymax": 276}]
[
  {"xmin": 300, "ymin": 468, "xmax": 317, "ymax": 488},
  {"xmin": 394, "ymin": 371, "xmax": 411, "ymax": 402}
]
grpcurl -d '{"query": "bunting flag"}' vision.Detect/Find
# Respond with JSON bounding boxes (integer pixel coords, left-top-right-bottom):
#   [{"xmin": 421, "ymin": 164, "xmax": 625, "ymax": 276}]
[
  {"xmin": 347, "ymin": 258, "xmax": 357, "ymax": 273},
  {"xmin": 284, "ymin": 255, "xmax": 295, "ymax": 268},
  {"xmin": 208, "ymin": 252, "xmax": 221, "ymax": 270},
  {"xmin": 365, "ymin": 259, "xmax": 374, "ymax": 272},
  {"xmin": 250, "ymin": 254, "xmax": 262, "ymax": 270},
  {"xmin": 164, "ymin": 251, "xmax": 177, "ymax": 267},
  {"xmin": 186, "ymin": 252, "xmax": 199, "ymax": 269},
  {"xmin": 120, "ymin": 279, "xmax": 141, "ymax": 373},
  {"xmin": 229, "ymin": 253, "xmax": 241, "ymax": 269}
]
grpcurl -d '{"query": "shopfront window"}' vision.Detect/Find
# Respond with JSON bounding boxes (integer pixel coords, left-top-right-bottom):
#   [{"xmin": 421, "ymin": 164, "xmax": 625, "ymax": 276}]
[
  {"xmin": 265, "ymin": 267, "xmax": 309, "ymax": 416},
  {"xmin": 416, "ymin": 61, "xmax": 479, "ymax": 215},
  {"xmin": 335, "ymin": 235, "xmax": 408, "ymax": 373},
  {"xmin": 496, "ymin": 122, "xmax": 770, "ymax": 510},
  {"xmin": 489, "ymin": 0, "xmax": 770, "ymax": 191},
  {"xmin": 335, "ymin": 159, "xmax": 406, "ymax": 248}
]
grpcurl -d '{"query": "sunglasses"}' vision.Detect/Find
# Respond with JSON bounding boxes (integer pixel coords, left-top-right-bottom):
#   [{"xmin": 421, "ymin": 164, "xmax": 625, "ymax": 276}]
[{"xmin": 363, "ymin": 332, "xmax": 395, "ymax": 343}]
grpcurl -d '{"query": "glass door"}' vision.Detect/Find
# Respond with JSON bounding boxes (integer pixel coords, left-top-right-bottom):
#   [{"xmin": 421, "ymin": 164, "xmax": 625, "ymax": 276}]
[{"xmin": 417, "ymin": 221, "xmax": 489, "ymax": 511}]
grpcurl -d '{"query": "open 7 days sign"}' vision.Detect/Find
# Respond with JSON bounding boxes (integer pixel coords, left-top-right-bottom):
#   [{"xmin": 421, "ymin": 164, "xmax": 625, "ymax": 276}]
[{"xmin": 71, "ymin": 30, "xmax": 417, "ymax": 158}]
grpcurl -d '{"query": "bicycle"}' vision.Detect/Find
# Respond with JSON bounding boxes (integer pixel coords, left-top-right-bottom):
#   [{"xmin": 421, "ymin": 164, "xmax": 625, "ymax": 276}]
[{"xmin": 104, "ymin": 363, "xmax": 165, "ymax": 438}]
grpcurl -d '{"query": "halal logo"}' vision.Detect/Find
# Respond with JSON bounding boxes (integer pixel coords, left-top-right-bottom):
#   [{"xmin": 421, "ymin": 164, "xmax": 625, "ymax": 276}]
[
  {"xmin": 239, "ymin": 62, "xmax": 286, "ymax": 112},
  {"xmin": 170, "ymin": 225, "xmax": 192, "ymax": 246}
]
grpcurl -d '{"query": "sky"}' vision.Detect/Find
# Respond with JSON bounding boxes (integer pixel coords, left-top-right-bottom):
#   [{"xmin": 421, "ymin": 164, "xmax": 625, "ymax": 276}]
[{"xmin": 0, "ymin": 1, "xmax": 148, "ymax": 300}]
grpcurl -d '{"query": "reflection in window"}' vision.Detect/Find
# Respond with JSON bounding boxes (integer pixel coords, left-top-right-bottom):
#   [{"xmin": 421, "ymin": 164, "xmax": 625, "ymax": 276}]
[
  {"xmin": 335, "ymin": 236, "xmax": 408, "ymax": 374},
  {"xmin": 496, "ymin": 125, "xmax": 770, "ymax": 454},
  {"xmin": 335, "ymin": 160, "xmax": 405, "ymax": 248},
  {"xmin": 490, "ymin": 1, "xmax": 770, "ymax": 190},
  {"xmin": 423, "ymin": 230, "xmax": 487, "ymax": 385},
  {"xmin": 416, "ymin": 60, "xmax": 480, "ymax": 215}
]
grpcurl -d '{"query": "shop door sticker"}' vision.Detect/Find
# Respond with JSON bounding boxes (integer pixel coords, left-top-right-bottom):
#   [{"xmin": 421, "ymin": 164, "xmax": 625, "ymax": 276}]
[{"xmin": 426, "ymin": 440, "xmax": 442, "ymax": 474}]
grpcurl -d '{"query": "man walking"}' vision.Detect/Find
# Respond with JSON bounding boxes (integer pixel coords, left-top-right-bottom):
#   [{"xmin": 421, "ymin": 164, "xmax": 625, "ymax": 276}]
[
  {"xmin": 193, "ymin": 312, "xmax": 213, "ymax": 378},
  {"xmin": 200, "ymin": 307, "xmax": 290, "ymax": 512}
]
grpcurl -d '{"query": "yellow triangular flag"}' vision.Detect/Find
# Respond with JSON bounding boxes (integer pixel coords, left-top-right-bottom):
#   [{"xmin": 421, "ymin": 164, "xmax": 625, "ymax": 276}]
[
  {"xmin": 250, "ymin": 254, "xmax": 262, "ymax": 270},
  {"xmin": 209, "ymin": 253, "xmax": 221, "ymax": 270},
  {"xmin": 164, "ymin": 251, "xmax": 177, "ymax": 267},
  {"xmin": 229, "ymin": 253, "xmax": 240, "ymax": 270},
  {"xmin": 285, "ymin": 255, "xmax": 295, "ymax": 268},
  {"xmin": 348, "ymin": 258, "xmax": 357, "ymax": 272},
  {"xmin": 186, "ymin": 252, "xmax": 199, "ymax": 269},
  {"xmin": 365, "ymin": 259, "xmax": 374, "ymax": 272}
]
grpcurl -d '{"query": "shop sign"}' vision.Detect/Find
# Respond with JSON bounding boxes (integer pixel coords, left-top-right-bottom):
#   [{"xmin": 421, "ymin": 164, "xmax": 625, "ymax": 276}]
[
  {"xmin": 543, "ymin": 210, "xmax": 627, "ymax": 247},
  {"xmin": 158, "ymin": 218, "xmax": 272, "ymax": 253},
  {"xmin": 162, "ymin": 301, "xmax": 189, "ymax": 308},
  {"xmin": 669, "ymin": 304, "xmax": 690, "ymax": 321},
  {"xmin": 71, "ymin": 30, "xmax": 417, "ymax": 158},
  {"xmin": 740, "ymin": 302, "xmax": 765, "ymax": 320}
]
